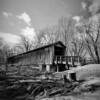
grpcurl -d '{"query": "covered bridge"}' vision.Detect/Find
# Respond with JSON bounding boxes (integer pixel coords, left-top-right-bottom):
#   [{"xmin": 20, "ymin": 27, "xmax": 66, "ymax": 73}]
[
  {"xmin": 8, "ymin": 41, "xmax": 67, "ymax": 72},
  {"xmin": 8, "ymin": 41, "xmax": 82, "ymax": 73}
]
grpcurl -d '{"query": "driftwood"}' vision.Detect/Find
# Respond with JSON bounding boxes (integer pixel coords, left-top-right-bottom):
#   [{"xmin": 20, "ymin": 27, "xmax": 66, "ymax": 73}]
[
  {"xmin": 2, "ymin": 71, "xmax": 97, "ymax": 100},
  {"xmin": 1, "ymin": 75, "xmax": 100, "ymax": 100},
  {"xmin": 0, "ymin": 72, "xmax": 76, "ymax": 100}
]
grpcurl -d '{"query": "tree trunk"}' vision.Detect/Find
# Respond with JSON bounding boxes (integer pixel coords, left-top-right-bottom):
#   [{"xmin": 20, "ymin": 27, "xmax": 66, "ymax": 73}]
[{"xmin": 94, "ymin": 46, "xmax": 100, "ymax": 64}]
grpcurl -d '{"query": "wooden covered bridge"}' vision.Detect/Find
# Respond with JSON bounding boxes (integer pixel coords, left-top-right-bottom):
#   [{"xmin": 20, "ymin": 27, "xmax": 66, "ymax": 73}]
[{"xmin": 7, "ymin": 41, "xmax": 82, "ymax": 73}]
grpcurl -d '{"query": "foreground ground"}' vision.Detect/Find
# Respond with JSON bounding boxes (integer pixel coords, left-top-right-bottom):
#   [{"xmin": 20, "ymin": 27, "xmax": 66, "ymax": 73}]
[{"xmin": 0, "ymin": 64, "xmax": 100, "ymax": 100}]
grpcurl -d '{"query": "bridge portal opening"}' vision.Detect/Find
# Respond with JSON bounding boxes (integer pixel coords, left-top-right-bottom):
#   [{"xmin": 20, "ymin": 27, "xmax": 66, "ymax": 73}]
[{"xmin": 54, "ymin": 46, "xmax": 65, "ymax": 56}]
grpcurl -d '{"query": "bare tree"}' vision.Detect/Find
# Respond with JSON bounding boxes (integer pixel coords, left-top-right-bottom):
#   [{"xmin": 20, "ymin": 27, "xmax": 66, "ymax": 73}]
[
  {"xmin": 77, "ymin": 14, "xmax": 100, "ymax": 63},
  {"xmin": 0, "ymin": 38, "xmax": 15, "ymax": 71},
  {"xmin": 37, "ymin": 16, "xmax": 75, "ymax": 56},
  {"xmin": 16, "ymin": 35, "xmax": 36, "ymax": 53},
  {"xmin": 57, "ymin": 16, "xmax": 77, "ymax": 56},
  {"xmin": 69, "ymin": 38, "xmax": 85, "ymax": 57},
  {"xmin": 37, "ymin": 26, "xmax": 59, "ymax": 47}
]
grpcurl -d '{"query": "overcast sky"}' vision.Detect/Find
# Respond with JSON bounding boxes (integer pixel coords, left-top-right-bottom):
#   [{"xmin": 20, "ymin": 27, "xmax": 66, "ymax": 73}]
[{"xmin": 0, "ymin": 0, "xmax": 100, "ymax": 45}]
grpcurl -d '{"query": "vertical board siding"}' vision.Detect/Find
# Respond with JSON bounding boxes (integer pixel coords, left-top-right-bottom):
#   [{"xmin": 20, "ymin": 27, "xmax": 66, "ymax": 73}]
[{"xmin": 16, "ymin": 46, "xmax": 54, "ymax": 66}]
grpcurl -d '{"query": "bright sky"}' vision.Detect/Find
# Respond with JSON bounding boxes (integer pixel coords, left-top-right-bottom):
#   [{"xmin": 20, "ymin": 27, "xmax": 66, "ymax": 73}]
[{"xmin": 0, "ymin": 0, "xmax": 100, "ymax": 45}]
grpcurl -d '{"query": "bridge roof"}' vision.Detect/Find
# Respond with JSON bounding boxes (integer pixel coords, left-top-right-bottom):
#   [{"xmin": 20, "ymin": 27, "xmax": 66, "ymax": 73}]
[{"xmin": 8, "ymin": 41, "xmax": 65, "ymax": 59}]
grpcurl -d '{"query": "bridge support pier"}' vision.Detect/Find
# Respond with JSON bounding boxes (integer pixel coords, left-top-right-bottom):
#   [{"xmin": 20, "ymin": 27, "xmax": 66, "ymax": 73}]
[{"xmin": 46, "ymin": 64, "xmax": 50, "ymax": 72}]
